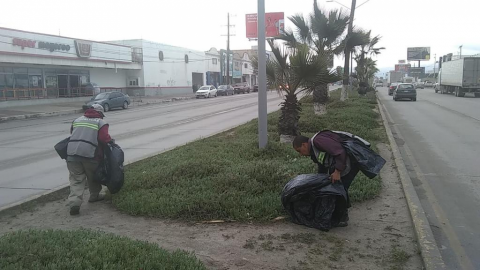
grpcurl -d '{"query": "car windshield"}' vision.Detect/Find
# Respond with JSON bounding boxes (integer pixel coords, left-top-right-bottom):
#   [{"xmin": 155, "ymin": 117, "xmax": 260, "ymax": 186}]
[
  {"xmin": 199, "ymin": 86, "xmax": 210, "ymax": 90},
  {"xmin": 94, "ymin": 93, "xmax": 109, "ymax": 100},
  {"xmin": 398, "ymin": 85, "xmax": 414, "ymax": 90},
  {"xmin": 218, "ymin": 85, "xmax": 227, "ymax": 90}
]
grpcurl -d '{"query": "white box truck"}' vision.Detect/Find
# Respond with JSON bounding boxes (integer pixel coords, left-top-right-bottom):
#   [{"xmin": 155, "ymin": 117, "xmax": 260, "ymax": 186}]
[
  {"xmin": 436, "ymin": 57, "xmax": 480, "ymax": 97},
  {"xmin": 388, "ymin": 71, "xmax": 403, "ymax": 86}
]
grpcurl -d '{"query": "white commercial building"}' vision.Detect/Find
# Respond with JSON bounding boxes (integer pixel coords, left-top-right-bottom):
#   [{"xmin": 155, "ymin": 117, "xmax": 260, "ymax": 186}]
[
  {"xmin": 109, "ymin": 39, "xmax": 206, "ymax": 96},
  {"xmin": 0, "ymin": 27, "xmax": 207, "ymax": 101},
  {"xmin": 0, "ymin": 27, "xmax": 142, "ymax": 99}
]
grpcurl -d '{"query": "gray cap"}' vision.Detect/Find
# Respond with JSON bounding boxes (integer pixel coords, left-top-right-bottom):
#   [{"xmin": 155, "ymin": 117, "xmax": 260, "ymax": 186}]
[
  {"xmin": 90, "ymin": 104, "xmax": 105, "ymax": 117},
  {"xmin": 91, "ymin": 104, "xmax": 104, "ymax": 113}
]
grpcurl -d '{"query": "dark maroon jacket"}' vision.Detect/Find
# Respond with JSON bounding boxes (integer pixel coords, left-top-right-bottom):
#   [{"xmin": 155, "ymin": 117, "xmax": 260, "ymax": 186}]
[{"xmin": 310, "ymin": 131, "xmax": 347, "ymax": 171}]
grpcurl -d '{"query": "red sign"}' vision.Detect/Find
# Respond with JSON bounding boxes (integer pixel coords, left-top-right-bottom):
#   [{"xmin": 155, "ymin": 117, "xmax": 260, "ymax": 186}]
[
  {"xmin": 12, "ymin": 38, "xmax": 36, "ymax": 49},
  {"xmin": 395, "ymin": 64, "xmax": 411, "ymax": 72},
  {"xmin": 246, "ymin": 12, "xmax": 285, "ymax": 39}
]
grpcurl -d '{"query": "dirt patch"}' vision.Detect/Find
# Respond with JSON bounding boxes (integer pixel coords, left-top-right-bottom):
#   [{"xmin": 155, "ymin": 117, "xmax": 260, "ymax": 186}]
[{"xmin": 0, "ymin": 144, "xmax": 422, "ymax": 270}]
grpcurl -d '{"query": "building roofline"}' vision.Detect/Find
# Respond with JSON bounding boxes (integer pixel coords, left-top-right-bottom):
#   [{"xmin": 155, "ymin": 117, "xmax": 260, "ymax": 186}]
[{"xmin": 0, "ymin": 26, "xmax": 132, "ymax": 48}]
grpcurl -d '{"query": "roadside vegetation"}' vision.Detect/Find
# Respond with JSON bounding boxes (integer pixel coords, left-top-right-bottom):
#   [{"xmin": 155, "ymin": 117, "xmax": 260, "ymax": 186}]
[
  {"xmin": 112, "ymin": 90, "xmax": 385, "ymax": 221},
  {"xmin": 0, "ymin": 229, "xmax": 206, "ymax": 270}
]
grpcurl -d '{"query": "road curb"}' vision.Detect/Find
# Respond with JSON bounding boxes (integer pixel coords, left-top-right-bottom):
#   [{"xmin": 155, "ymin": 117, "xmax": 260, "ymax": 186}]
[
  {"xmin": 0, "ymin": 96, "xmax": 196, "ymax": 123},
  {"xmin": 0, "ymin": 184, "xmax": 70, "ymax": 217},
  {"xmin": 376, "ymin": 94, "xmax": 446, "ymax": 270}
]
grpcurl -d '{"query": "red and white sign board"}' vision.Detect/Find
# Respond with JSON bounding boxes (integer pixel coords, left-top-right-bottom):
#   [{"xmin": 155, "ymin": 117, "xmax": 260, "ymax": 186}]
[{"xmin": 246, "ymin": 12, "xmax": 285, "ymax": 39}]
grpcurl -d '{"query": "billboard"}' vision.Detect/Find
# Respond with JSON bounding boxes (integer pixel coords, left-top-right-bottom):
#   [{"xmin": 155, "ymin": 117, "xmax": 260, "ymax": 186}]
[
  {"xmin": 395, "ymin": 63, "xmax": 411, "ymax": 72},
  {"xmin": 246, "ymin": 12, "xmax": 285, "ymax": 39},
  {"xmin": 407, "ymin": 47, "xmax": 431, "ymax": 61},
  {"xmin": 408, "ymin": 67, "xmax": 425, "ymax": 77}
]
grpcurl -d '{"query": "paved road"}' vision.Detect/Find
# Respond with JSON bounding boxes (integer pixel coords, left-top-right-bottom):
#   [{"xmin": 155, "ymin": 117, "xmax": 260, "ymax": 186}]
[
  {"xmin": 378, "ymin": 87, "xmax": 480, "ymax": 270},
  {"xmin": 0, "ymin": 92, "xmax": 283, "ymax": 208}
]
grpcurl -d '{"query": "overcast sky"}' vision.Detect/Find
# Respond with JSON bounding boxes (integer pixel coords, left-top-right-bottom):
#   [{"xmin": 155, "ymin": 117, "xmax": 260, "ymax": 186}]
[{"xmin": 1, "ymin": 0, "xmax": 479, "ymax": 75}]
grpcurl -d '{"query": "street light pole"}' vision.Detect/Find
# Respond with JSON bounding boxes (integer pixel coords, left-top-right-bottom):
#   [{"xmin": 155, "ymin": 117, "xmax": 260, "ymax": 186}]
[
  {"xmin": 257, "ymin": 0, "xmax": 268, "ymax": 149},
  {"xmin": 341, "ymin": 0, "xmax": 356, "ymax": 101}
]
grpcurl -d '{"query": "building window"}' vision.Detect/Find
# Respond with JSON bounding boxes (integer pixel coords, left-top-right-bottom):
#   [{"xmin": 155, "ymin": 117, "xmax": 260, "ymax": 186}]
[
  {"xmin": 212, "ymin": 58, "xmax": 217, "ymax": 65},
  {"xmin": 185, "ymin": 54, "xmax": 189, "ymax": 63},
  {"xmin": 159, "ymin": 51, "xmax": 164, "ymax": 61},
  {"xmin": 129, "ymin": 78, "xmax": 139, "ymax": 86},
  {"xmin": 244, "ymin": 63, "xmax": 248, "ymax": 68}
]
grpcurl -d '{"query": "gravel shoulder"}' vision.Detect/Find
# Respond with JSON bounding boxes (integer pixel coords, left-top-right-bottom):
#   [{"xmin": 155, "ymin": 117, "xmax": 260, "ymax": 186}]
[{"xmin": 0, "ymin": 143, "xmax": 423, "ymax": 270}]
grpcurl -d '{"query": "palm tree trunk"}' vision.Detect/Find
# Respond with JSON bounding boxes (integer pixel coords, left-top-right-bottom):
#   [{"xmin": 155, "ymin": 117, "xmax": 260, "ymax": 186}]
[
  {"xmin": 313, "ymin": 84, "xmax": 328, "ymax": 115},
  {"xmin": 279, "ymin": 92, "xmax": 301, "ymax": 143},
  {"xmin": 340, "ymin": 84, "xmax": 348, "ymax": 101}
]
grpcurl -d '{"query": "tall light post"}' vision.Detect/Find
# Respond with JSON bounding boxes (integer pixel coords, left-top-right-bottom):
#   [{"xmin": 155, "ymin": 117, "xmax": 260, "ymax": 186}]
[{"xmin": 257, "ymin": 0, "xmax": 268, "ymax": 149}]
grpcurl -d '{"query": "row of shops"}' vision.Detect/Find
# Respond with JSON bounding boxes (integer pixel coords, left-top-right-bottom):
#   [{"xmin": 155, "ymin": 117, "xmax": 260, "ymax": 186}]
[{"xmin": 0, "ymin": 27, "xmax": 261, "ymax": 100}]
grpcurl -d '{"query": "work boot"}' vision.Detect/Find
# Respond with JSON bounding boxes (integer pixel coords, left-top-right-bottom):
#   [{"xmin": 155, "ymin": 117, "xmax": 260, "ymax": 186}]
[
  {"xmin": 70, "ymin": 206, "xmax": 80, "ymax": 216},
  {"xmin": 88, "ymin": 194, "xmax": 105, "ymax": 203},
  {"xmin": 335, "ymin": 211, "xmax": 349, "ymax": 227}
]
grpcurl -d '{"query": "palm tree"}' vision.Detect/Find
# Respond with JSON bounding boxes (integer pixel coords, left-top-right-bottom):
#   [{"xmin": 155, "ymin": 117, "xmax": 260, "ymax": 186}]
[
  {"xmin": 354, "ymin": 31, "xmax": 385, "ymax": 86},
  {"xmin": 264, "ymin": 40, "xmax": 338, "ymax": 142},
  {"xmin": 338, "ymin": 29, "xmax": 371, "ymax": 101},
  {"xmin": 279, "ymin": 0, "xmax": 349, "ymax": 115}
]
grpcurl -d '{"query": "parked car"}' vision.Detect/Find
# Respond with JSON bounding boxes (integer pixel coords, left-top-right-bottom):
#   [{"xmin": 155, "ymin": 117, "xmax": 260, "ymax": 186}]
[
  {"xmin": 233, "ymin": 82, "xmax": 251, "ymax": 94},
  {"xmin": 253, "ymin": 85, "xmax": 258, "ymax": 92},
  {"xmin": 217, "ymin": 85, "xmax": 234, "ymax": 96},
  {"xmin": 424, "ymin": 81, "xmax": 434, "ymax": 88},
  {"xmin": 388, "ymin": 83, "xmax": 399, "ymax": 96},
  {"xmin": 393, "ymin": 83, "xmax": 417, "ymax": 101},
  {"xmin": 195, "ymin": 85, "xmax": 217, "ymax": 98},
  {"xmin": 84, "ymin": 91, "xmax": 130, "ymax": 112},
  {"xmin": 82, "ymin": 82, "xmax": 101, "ymax": 95}
]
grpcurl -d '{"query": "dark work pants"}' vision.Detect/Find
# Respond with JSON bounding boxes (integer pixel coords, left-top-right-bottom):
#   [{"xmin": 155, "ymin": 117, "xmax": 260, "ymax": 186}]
[{"xmin": 341, "ymin": 165, "xmax": 360, "ymax": 208}]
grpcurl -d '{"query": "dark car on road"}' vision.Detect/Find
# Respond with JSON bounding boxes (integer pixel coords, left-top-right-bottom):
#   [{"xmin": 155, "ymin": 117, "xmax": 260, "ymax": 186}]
[
  {"xmin": 83, "ymin": 91, "xmax": 131, "ymax": 112},
  {"xmin": 233, "ymin": 82, "xmax": 251, "ymax": 94},
  {"xmin": 253, "ymin": 84, "xmax": 258, "ymax": 92},
  {"xmin": 388, "ymin": 83, "xmax": 399, "ymax": 96},
  {"xmin": 393, "ymin": 83, "xmax": 417, "ymax": 101},
  {"xmin": 217, "ymin": 85, "xmax": 234, "ymax": 96}
]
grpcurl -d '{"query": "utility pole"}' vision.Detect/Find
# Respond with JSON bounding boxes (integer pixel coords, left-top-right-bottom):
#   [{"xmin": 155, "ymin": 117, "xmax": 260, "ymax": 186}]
[
  {"xmin": 433, "ymin": 54, "xmax": 436, "ymax": 75},
  {"xmin": 227, "ymin": 13, "xmax": 230, "ymax": 85},
  {"xmin": 257, "ymin": 0, "xmax": 267, "ymax": 149},
  {"xmin": 221, "ymin": 13, "xmax": 235, "ymax": 85},
  {"xmin": 341, "ymin": 0, "xmax": 356, "ymax": 101}
]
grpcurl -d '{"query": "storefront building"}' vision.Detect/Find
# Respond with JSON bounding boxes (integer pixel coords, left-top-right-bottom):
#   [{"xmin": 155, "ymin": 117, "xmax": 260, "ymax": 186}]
[{"xmin": 0, "ymin": 27, "xmax": 142, "ymax": 99}]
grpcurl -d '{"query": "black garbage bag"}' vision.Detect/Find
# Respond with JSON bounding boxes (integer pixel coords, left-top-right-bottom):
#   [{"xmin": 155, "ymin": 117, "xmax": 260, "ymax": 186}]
[
  {"xmin": 341, "ymin": 139, "xmax": 386, "ymax": 179},
  {"xmin": 281, "ymin": 174, "xmax": 348, "ymax": 231},
  {"xmin": 54, "ymin": 137, "xmax": 70, "ymax": 160},
  {"xmin": 94, "ymin": 142, "xmax": 125, "ymax": 194}
]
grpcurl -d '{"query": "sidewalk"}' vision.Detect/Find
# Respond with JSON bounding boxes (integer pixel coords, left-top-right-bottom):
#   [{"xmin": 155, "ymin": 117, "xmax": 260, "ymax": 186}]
[{"xmin": 0, "ymin": 94, "xmax": 196, "ymax": 122}]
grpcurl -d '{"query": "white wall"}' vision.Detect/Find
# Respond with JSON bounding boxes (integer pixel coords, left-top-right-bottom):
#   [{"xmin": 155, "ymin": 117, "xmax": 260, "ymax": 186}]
[
  {"xmin": 205, "ymin": 48, "xmax": 221, "ymax": 73},
  {"xmin": 90, "ymin": 68, "xmax": 127, "ymax": 88},
  {"xmin": 140, "ymin": 40, "xmax": 206, "ymax": 88}
]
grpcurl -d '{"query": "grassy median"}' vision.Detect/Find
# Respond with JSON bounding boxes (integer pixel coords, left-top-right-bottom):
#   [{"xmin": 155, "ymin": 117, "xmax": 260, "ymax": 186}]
[
  {"xmin": 112, "ymin": 90, "xmax": 385, "ymax": 221},
  {"xmin": 0, "ymin": 229, "xmax": 206, "ymax": 270}
]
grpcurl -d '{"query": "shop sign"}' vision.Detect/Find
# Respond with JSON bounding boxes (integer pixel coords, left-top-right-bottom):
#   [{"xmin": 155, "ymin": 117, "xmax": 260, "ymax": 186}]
[
  {"xmin": 12, "ymin": 38, "xmax": 70, "ymax": 52},
  {"xmin": 38, "ymin": 41, "xmax": 71, "ymax": 52},
  {"xmin": 12, "ymin": 38, "xmax": 36, "ymax": 49},
  {"xmin": 74, "ymin": 40, "xmax": 92, "ymax": 58}
]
